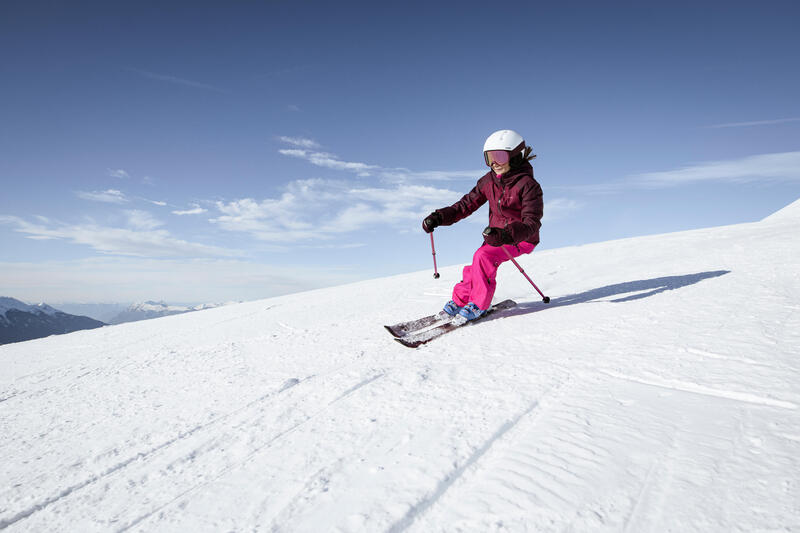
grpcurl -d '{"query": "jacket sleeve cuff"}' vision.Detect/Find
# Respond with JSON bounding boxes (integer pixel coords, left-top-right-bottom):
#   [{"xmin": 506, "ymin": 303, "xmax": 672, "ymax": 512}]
[{"xmin": 506, "ymin": 221, "xmax": 530, "ymax": 243}]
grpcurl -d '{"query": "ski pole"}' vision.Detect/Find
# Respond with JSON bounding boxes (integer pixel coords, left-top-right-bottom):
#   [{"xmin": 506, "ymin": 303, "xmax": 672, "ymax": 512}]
[
  {"xmin": 430, "ymin": 232, "xmax": 440, "ymax": 279},
  {"xmin": 502, "ymin": 246, "xmax": 550, "ymax": 303}
]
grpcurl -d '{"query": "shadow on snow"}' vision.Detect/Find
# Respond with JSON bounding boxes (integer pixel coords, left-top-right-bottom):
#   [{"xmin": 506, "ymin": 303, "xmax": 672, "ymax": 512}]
[{"xmin": 504, "ymin": 270, "xmax": 731, "ymax": 317}]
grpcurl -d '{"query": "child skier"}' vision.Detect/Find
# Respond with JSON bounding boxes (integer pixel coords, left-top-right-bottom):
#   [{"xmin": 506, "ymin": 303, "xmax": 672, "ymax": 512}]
[{"xmin": 422, "ymin": 129, "xmax": 543, "ymax": 322}]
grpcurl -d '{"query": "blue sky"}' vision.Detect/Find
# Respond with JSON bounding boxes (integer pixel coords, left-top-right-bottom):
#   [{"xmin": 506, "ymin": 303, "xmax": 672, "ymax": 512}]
[{"xmin": 1, "ymin": 1, "xmax": 799, "ymax": 304}]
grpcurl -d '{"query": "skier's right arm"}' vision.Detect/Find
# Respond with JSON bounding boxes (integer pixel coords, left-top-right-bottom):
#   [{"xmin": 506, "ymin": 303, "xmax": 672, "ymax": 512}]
[{"xmin": 423, "ymin": 182, "xmax": 487, "ymax": 232}]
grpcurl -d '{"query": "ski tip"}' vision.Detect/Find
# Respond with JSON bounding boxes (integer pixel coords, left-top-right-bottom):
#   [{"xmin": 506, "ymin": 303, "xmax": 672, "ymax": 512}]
[
  {"xmin": 384, "ymin": 325, "xmax": 402, "ymax": 338},
  {"xmin": 394, "ymin": 337, "xmax": 421, "ymax": 348}
]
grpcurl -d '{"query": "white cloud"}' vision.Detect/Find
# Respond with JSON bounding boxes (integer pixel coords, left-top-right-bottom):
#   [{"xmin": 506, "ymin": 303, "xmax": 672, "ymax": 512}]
[
  {"xmin": 1, "ymin": 215, "xmax": 239, "ymax": 258},
  {"xmin": 278, "ymin": 136, "xmax": 320, "ymax": 149},
  {"xmin": 634, "ymin": 151, "xmax": 800, "ymax": 187},
  {"xmin": 77, "ymin": 189, "xmax": 128, "ymax": 204},
  {"xmin": 553, "ymin": 151, "xmax": 800, "ymax": 194},
  {"xmin": 172, "ymin": 204, "xmax": 208, "ymax": 216},
  {"xmin": 0, "ymin": 257, "xmax": 357, "ymax": 303},
  {"xmin": 108, "ymin": 169, "xmax": 130, "ymax": 179},
  {"xmin": 277, "ymin": 136, "xmax": 480, "ymax": 182},
  {"xmin": 705, "ymin": 117, "xmax": 800, "ymax": 129},
  {"xmin": 379, "ymin": 169, "xmax": 483, "ymax": 182},
  {"xmin": 125, "ymin": 210, "xmax": 164, "ymax": 231},
  {"xmin": 127, "ymin": 68, "xmax": 227, "ymax": 94},
  {"xmin": 211, "ymin": 179, "xmax": 460, "ymax": 243},
  {"xmin": 543, "ymin": 198, "xmax": 584, "ymax": 221},
  {"xmin": 212, "ymin": 186, "xmax": 322, "ymax": 243},
  {"xmin": 348, "ymin": 184, "xmax": 456, "ymax": 205},
  {"xmin": 279, "ymin": 149, "xmax": 379, "ymax": 176}
]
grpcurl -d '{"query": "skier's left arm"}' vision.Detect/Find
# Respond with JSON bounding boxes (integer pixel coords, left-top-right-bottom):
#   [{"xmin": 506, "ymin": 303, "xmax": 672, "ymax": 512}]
[{"xmin": 506, "ymin": 180, "xmax": 543, "ymax": 243}]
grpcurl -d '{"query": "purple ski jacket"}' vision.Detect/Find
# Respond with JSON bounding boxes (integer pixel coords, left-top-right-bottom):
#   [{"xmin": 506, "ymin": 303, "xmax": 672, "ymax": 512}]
[{"xmin": 436, "ymin": 161, "xmax": 543, "ymax": 245}]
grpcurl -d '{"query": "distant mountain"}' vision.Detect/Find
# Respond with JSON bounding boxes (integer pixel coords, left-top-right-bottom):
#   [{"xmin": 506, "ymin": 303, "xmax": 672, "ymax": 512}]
[
  {"xmin": 108, "ymin": 300, "xmax": 226, "ymax": 325},
  {"xmin": 54, "ymin": 303, "xmax": 129, "ymax": 323},
  {"xmin": 0, "ymin": 297, "xmax": 106, "ymax": 345}
]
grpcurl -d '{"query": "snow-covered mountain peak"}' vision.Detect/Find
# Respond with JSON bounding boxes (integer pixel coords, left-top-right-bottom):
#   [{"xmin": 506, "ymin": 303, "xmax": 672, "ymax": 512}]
[
  {"xmin": 130, "ymin": 301, "xmax": 188, "ymax": 313},
  {"xmin": 109, "ymin": 300, "xmax": 228, "ymax": 325},
  {"xmin": 0, "ymin": 297, "xmax": 60, "ymax": 317},
  {"xmin": 1, "ymin": 298, "xmax": 104, "ymax": 343},
  {"xmin": 0, "ymin": 296, "xmax": 31, "ymax": 315},
  {"xmin": 33, "ymin": 303, "xmax": 60, "ymax": 316}
]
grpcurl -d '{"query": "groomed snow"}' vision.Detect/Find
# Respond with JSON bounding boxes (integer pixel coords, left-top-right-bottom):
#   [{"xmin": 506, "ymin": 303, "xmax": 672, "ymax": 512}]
[{"xmin": 1, "ymin": 200, "xmax": 799, "ymax": 532}]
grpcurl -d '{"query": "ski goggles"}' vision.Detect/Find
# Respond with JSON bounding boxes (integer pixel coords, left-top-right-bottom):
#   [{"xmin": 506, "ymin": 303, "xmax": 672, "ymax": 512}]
[{"xmin": 484, "ymin": 150, "xmax": 511, "ymax": 167}]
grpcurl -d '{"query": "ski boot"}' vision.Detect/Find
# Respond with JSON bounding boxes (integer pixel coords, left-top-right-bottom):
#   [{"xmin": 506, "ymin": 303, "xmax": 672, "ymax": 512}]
[{"xmin": 453, "ymin": 302, "xmax": 486, "ymax": 325}]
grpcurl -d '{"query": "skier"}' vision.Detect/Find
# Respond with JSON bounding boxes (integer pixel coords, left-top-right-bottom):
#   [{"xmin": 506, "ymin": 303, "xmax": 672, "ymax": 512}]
[{"xmin": 422, "ymin": 129, "xmax": 543, "ymax": 322}]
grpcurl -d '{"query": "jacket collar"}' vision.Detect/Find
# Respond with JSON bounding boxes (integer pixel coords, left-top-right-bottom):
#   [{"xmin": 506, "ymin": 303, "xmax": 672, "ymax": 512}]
[{"xmin": 492, "ymin": 161, "xmax": 533, "ymax": 186}]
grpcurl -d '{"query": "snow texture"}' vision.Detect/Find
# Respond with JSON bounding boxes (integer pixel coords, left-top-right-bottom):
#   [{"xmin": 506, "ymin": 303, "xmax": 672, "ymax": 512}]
[{"xmin": 1, "ymin": 200, "xmax": 799, "ymax": 532}]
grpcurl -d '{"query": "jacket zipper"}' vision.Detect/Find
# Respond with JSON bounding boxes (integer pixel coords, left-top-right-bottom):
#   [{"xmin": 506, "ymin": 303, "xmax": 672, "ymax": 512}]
[{"xmin": 496, "ymin": 186, "xmax": 507, "ymax": 222}]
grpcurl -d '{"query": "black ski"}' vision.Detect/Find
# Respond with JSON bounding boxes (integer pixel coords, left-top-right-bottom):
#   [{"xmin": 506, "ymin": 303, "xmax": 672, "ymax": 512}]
[
  {"xmin": 393, "ymin": 299, "xmax": 517, "ymax": 348},
  {"xmin": 384, "ymin": 311, "xmax": 451, "ymax": 338}
]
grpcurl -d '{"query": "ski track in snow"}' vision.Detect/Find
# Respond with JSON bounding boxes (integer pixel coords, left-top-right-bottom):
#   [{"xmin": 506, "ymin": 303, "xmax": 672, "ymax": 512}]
[
  {"xmin": 2, "ymin": 200, "xmax": 800, "ymax": 531},
  {"xmin": 388, "ymin": 385, "xmax": 558, "ymax": 533},
  {"xmin": 599, "ymin": 369, "xmax": 797, "ymax": 410},
  {"xmin": 118, "ymin": 371, "xmax": 388, "ymax": 532},
  {"xmin": 1, "ymin": 368, "xmax": 322, "ymax": 530}
]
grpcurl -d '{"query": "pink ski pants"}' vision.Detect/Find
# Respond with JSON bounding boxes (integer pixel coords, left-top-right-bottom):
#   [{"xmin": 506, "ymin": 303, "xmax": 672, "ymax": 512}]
[{"xmin": 452, "ymin": 242, "xmax": 536, "ymax": 310}]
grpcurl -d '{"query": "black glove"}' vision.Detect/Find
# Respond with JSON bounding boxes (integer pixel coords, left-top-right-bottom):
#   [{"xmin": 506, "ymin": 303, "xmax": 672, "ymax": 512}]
[
  {"xmin": 422, "ymin": 211, "xmax": 443, "ymax": 233},
  {"xmin": 482, "ymin": 226, "xmax": 513, "ymax": 247}
]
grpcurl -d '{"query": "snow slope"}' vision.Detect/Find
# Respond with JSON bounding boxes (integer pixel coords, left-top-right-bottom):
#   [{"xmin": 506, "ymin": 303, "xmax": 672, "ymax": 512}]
[{"xmin": 1, "ymin": 201, "xmax": 799, "ymax": 532}]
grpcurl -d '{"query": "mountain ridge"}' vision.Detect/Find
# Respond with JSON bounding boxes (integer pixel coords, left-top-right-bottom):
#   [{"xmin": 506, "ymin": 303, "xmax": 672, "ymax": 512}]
[
  {"xmin": 0, "ymin": 297, "xmax": 105, "ymax": 345},
  {"xmin": 108, "ymin": 300, "xmax": 229, "ymax": 325}
]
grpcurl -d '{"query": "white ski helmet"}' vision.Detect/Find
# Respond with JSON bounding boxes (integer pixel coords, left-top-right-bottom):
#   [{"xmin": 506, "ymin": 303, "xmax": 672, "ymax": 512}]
[{"xmin": 483, "ymin": 129, "xmax": 525, "ymax": 153}]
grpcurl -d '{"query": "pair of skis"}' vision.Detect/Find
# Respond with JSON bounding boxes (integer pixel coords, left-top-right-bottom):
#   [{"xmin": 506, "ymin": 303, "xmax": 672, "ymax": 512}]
[{"xmin": 385, "ymin": 299, "xmax": 517, "ymax": 348}]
